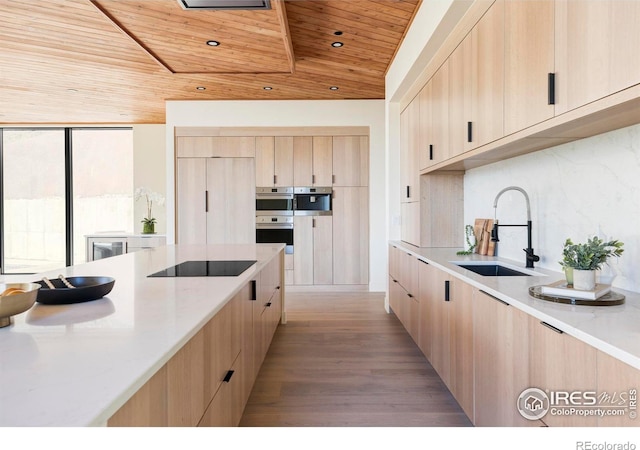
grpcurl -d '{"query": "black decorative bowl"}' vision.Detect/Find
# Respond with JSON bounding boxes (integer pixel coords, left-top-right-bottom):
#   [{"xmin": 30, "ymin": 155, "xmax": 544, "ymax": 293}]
[{"xmin": 34, "ymin": 276, "xmax": 115, "ymax": 305}]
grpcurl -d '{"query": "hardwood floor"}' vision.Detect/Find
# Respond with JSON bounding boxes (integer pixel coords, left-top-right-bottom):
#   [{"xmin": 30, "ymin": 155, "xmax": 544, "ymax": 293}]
[{"xmin": 239, "ymin": 291, "xmax": 472, "ymax": 427}]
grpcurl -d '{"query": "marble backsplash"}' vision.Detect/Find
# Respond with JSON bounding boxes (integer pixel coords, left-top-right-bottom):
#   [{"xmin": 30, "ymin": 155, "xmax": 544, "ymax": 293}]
[{"xmin": 464, "ymin": 123, "xmax": 640, "ymax": 293}]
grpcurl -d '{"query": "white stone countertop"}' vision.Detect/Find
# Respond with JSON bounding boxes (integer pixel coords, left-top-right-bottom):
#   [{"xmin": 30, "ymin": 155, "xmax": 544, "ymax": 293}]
[
  {"xmin": 390, "ymin": 241, "xmax": 640, "ymax": 372},
  {"xmin": 0, "ymin": 243, "xmax": 284, "ymax": 427}
]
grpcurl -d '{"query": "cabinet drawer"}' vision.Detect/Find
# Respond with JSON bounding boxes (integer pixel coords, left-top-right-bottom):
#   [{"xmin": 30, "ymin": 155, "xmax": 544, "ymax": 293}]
[{"xmin": 127, "ymin": 236, "xmax": 166, "ymax": 248}]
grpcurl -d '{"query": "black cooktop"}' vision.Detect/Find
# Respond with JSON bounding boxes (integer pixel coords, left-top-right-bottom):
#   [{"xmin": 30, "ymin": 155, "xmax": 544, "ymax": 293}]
[{"xmin": 148, "ymin": 260, "xmax": 257, "ymax": 278}]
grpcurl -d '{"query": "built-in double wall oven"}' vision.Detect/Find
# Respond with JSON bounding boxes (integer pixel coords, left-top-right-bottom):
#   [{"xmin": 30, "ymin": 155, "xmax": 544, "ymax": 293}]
[
  {"xmin": 256, "ymin": 187, "xmax": 294, "ymax": 254},
  {"xmin": 255, "ymin": 187, "xmax": 332, "ymax": 255}
]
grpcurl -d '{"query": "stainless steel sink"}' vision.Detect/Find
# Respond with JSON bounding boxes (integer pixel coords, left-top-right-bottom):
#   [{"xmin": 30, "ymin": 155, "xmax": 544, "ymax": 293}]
[{"xmin": 450, "ymin": 261, "xmax": 545, "ymax": 277}]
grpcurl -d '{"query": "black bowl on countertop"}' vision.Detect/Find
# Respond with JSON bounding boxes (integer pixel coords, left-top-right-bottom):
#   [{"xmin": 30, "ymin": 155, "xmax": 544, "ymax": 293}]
[{"xmin": 34, "ymin": 276, "xmax": 115, "ymax": 305}]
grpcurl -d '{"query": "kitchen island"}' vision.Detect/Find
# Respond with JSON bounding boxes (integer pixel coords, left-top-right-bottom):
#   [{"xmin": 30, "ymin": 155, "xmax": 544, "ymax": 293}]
[{"xmin": 0, "ymin": 243, "xmax": 285, "ymax": 427}]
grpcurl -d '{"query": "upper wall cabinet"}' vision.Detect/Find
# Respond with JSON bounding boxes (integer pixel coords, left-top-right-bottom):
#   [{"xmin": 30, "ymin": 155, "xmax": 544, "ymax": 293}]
[
  {"xmin": 448, "ymin": 1, "xmax": 504, "ymax": 155},
  {"xmin": 555, "ymin": 0, "xmax": 640, "ymax": 115},
  {"xmin": 419, "ymin": 61, "xmax": 450, "ymax": 168},
  {"xmin": 469, "ymin": 0, "xmax": 504, "ymax": 148},
  {"xmin": 448, "ymin": 34, "xmax": 473, "ymax": 157},
  {"xmin": 399, "ymin": 100, "xmax": 420, "ymax": 202},
  {"xmin": 255, "ymin": 136, "xmax": 294, "ymax": 187},
  {"xmin": 503, "ymin": 0, "xmax": 555, "ymax": 135},
  {"xmin": 293, "ymin": 136, "xmax": 333, "ymax": 187},
  {"xmin": 176, "ymin": 137, "xmax": 256, "ymax": 158},
  {"xmin": 332, "ymin": 136, "xmax": 369, "ymax": 187}
]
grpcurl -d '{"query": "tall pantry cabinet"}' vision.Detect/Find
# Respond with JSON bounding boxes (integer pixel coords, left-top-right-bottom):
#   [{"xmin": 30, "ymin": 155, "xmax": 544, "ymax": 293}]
[{"xmin": 176, "ymin": 137, "xmax": 256, "ymax": 245}]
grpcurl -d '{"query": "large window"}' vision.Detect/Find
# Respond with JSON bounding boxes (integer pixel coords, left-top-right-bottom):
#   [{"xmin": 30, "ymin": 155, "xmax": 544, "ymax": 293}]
[
  {"xmin": 72, "ymin": 129, "xmax": 133, "ymax": 264},
  {"xmin": 2, "ymin": 130, "xmax": 66, "ymax": 273},
  {"xmin": 0, "ymin": 128, "xmax": 133, "ymax": 273}
]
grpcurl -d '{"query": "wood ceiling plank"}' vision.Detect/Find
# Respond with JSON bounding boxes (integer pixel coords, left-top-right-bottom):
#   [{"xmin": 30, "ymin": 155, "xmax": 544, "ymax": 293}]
[
  {"xmin": 274, "ymin": 0, "xmax": 296, "ymax": 73},
  {"xmin": 0, "ymin": 0, "xmax": 419, "ymax": 123}
]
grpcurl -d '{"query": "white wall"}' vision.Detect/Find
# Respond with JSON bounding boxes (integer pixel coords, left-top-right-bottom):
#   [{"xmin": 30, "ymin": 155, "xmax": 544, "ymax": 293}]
[
  {"xmin": 133, "ymin": 124, "xmax": 167, "ymax": 234},
  {"xmin": 386, "ymin": 0, "xmax": 473, "ymax": 242},
  {"xmin": 165, "ymin": 100, "xmax": 386, "ymax": 291},
  {"xmin": 465, "ymin": 123, "xmax": 640, "ymax": 293}
]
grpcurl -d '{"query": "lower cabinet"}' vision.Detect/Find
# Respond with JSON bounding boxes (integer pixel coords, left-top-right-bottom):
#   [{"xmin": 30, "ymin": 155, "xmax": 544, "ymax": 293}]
[
  {"xmin": 108, "ymin": 252, "xmax": 283, "ymax": 427},
  {"xmin": 596, "ymin": 350, "xmax": 640, "ymax": 427},
  {"xmin": 389, "ymin": 245, "xmax": 640, "ymax": 427},
  {"xmin": 529, "ymin": 316, "xmax": 597, "ymax": 427},
  {"xmin": 473, "ymin": 288, "xmax": 534, "ymax": 427}
]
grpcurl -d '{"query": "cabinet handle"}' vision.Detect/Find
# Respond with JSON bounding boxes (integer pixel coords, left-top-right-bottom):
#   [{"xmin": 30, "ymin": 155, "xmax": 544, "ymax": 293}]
[
  {"xmin": 266, "ymin": 301, "xmax": 272, "ymax": 307},
  {"xmin": 392, "ymin": 279, "xmax": 398, "ymax": 283},
  {"xmin": 273, "ymin": 174, "xmax": 277, "ymax": 185},
  {"xmin": 548, "ymin": 73, "xmax": 556, "ymax": 105},
  {"xmin": 541, "ymin": 321, "xmax": 564, "ymax": 334},
  {"xmin": 276, "ymin": 285, "xmax": 281, "ymax": 290},
  {"xmin": 479, "ymin": 289, "xmax": 510, "ymax": 306},
  {"xmin": 223, "ymin": 370, "xmax": 234, "ymax": 383},
  {"xmin": 467, "ymin": 122, "xmax": 473, "ymax": 143},
  {"xmin": 429, "ymin": 144, "xmax": 433, "ymax": 161},
  {"xmin": 418, "ymin": 259, "xmax": 429, "ymax": 265},
  {"xmin": 250, "ymin": 280, "xmax": 257, "ymax": 301},
  {"xmin": 312, "ymin": 218, "xmax": 316, "ymax": 228},
  {"xmin": 312, "ymin": 174, "xmax": 315, "ymax": 184},
  {"xmin": 406, "ymin": 185, "xmax": 410, "ymax": 198},
  {"xmin": 407, "ymin": 293, "xmax": 413, "ymax": 298},
  {"xmin": 332, "ymin": 174, "xmax": 335, "ymax": 184},
  {"xmin": 205, "ymin": 190, "xmax": 209, "ymax": 212},
  {"xmin": 444, "ymin": 280, "xmax": 450, "ymax": 302}
]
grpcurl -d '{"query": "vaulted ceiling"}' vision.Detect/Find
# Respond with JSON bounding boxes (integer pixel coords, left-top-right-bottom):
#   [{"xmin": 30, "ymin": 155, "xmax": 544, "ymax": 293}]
[{"xmin": 0, "ymin": 0, "xmax": 421, "ymax": 124}]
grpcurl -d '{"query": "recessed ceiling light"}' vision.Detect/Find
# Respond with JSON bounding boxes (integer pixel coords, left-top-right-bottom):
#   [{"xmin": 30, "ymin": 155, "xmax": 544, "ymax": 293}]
[
  {"xmin": 334, "ymin": 31, "xmax": 343, "ymax": 36},
  {"xmin": 263, "ymin": 86, "xmax": 273, "ymax": 90},
  {"xmin": 179, "ymin": 0, "xmax": 271, "ymax": 10},
  {"xmin": 331, "ymin": 42, "xmax": 344, "ymax": 48},
  {"xmin": 329, "ymin": 86, "xmax": 339, "ymax": 91},
  {"xmin": 196, "ymin": 86, "xmax": 206, "ymax": 90},
  {"xmin": 206, "ymin": 40, "xmax": 220, "ymax": 46}
]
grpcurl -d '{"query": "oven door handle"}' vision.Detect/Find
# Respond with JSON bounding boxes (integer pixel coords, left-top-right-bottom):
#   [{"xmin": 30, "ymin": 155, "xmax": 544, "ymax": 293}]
[
  {"xmin": 256, "ymin": 195, "xmax": 294, "ymax": 200},
  {"xmin": 256, "ymin": 224, "xmax": 294, "ymax": 229}
]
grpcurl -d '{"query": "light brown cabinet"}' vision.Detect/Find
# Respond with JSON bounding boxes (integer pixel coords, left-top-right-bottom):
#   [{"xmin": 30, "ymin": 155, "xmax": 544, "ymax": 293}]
[
  {"xmin": 389, "ymin": 251, "xmax": 419, "ymax": 343},
  {"xmin": 108, "ymin": 252, "xmax": 283, "ymax": 428},
  {"xmin": 448, "ymin": 278, "xmax": 474, "ymax": 421},
  {"xmin": 333, "ymin": 136, "xmax": 369, "ymax": 187},
  {"xmin": 293, "ymin": 216, "xmax": 333, "ymax": 285},
  {"xmin": 596, "ymin": 350, "xmax": 640, "ymax": 427},
  {"xmin": 529, "ymin": 316, "xmax": 598, "ymax": 427},
  {"xmin": 176, "ymin": 136, "xmax": 255, "ymax": 158},
  {"xmin": 448, "ymin": 33, "xmax": 473, "ymax": 157},
  {"xmin": 469, "ymin": 0, "xmax": 504, "ymax": 148},
  {"xmin": 473, "ymin": 288, "xmax": 533, "ymax": 427},
  {"xmin": 177, "ymin": 157, "xmax": 255, "ymax": 245},
  {"xmin": 419, "ymin": 60, "xmax": 450, "ymax": 168},
  {"xmin": 503, "ymin": 0, "xmax": 555, "ymax": 135},
  {"xmin": 332, "ymin": 187, "xmax": 368, "ymax": 285},
  {"xmin": 399, "ymin": 100, "xmax": 420, "ymax": 202},
  {"xmin": 293, "ymin": 136, "xmax": 333, "ymax": 187},
  {"xmin": 554, "ymin": 0, "xmax": 640, "ymax": 116},
  {"xmin": 255, "ymin": 136, "xmax": 294, "ymax": 187}
]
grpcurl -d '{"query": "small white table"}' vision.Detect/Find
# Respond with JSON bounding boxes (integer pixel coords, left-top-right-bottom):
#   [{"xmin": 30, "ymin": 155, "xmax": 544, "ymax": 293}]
[{"xmin": 85, "ymin": 232, "xmax": 166, "ymax": 261}]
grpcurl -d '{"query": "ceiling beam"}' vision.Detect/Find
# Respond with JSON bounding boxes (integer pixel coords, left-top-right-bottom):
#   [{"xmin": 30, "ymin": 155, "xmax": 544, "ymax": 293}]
[
  {"xmin": 273, "ymin": 0, "xmax": 296, "ymax": 74},
  {"xmin": 88, "ymin": 0, "xmax": 174, "ymax": 73}
]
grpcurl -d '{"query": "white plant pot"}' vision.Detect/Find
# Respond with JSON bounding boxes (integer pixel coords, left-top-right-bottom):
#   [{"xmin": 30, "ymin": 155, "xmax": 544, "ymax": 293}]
[{"xmin": 573, "ymin": 269, "xmax": 596, "ymax": 291}]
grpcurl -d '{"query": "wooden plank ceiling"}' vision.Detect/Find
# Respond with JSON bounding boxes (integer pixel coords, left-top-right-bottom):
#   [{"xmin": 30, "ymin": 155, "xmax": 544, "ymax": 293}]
[{"xmin": 0, "ymin": 0, "xmax": 421, "ymax": 124}]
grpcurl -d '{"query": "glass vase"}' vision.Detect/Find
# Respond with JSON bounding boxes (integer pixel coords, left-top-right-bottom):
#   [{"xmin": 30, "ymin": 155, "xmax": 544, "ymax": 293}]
[{"xmin": 142, "ymin": 222, "xmax": 155, "ymax": 234}]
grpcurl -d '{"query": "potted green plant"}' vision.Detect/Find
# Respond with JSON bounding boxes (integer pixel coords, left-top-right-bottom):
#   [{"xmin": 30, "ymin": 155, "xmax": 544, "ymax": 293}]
[
  {"xmin": 135, "ymin": 187, "xmax": 165, "ymax": 234},
  {"xmin": 559, "ymin": 236, "xmax": 624, "ymax": 290}
]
